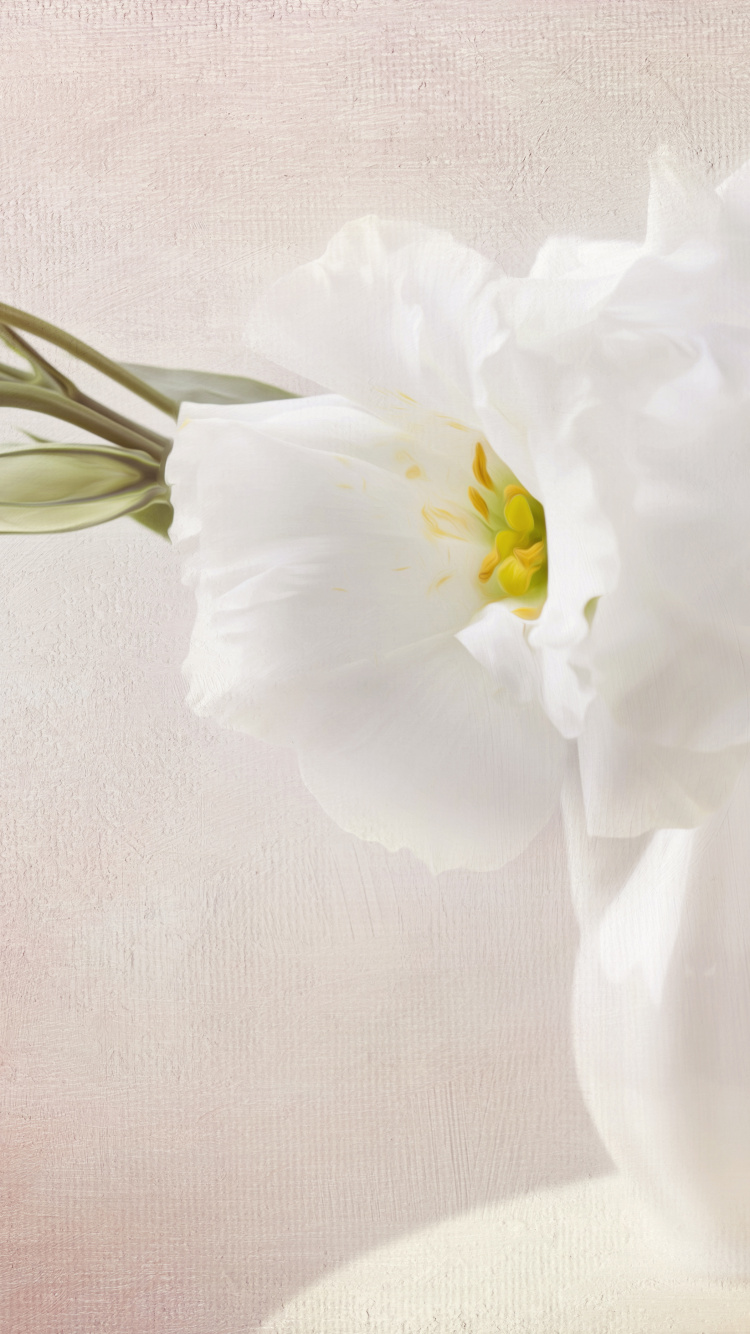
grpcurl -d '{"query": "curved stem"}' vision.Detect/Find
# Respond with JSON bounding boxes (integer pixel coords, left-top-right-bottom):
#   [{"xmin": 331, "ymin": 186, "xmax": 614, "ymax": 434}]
[
  {"xmin": 0, "ymin": 385, "xmax": 163, "ymax": 463},
  {"xmin": 0, "ymin": 304, "xmax": 180, "ymax": 420},
  {"xmin": 74, "ymin": 390, "xmax": 173, "ymax": 453},
  {"xmin": 0, "ymin": 324, "xmax": 172, "ymax": 453},
  {"xmin": 0, "ymin": 323, "xmax": 78, "ymax": 396},
  {"xmin": 0, "ymin": 362, "xmax": 33, "ymax": 383}
]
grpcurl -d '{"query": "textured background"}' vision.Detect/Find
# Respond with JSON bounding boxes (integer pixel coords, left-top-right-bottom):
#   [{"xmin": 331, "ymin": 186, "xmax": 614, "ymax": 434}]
[{"xmin": 1, "ymin": 2, "xmax": 750, "ymax": 1330}]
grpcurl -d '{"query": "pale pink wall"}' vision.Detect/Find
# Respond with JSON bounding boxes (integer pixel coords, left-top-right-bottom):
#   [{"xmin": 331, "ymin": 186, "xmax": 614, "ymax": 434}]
[{"xmin": 0, "ymin": 2, "xmax": 748, "ymax": 1329}]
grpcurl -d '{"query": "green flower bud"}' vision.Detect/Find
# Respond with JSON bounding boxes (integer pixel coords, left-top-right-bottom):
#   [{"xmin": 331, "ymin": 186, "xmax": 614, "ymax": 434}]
[{"xmin": 0, "ymin": 444, "xmax": 167, "ymax": 533}]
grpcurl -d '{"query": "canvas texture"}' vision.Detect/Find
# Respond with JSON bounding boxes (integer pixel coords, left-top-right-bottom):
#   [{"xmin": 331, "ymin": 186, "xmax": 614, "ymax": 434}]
[{"xmin": 1, "ymin": 3, "xmax": 750, "ymax": 1329}]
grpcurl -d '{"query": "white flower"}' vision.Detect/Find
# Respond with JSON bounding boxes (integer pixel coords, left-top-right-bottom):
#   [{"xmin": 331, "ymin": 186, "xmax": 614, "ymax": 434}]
[{"xmin": 167, "ymin": 151, "xmax": 750, "ymax": 872}]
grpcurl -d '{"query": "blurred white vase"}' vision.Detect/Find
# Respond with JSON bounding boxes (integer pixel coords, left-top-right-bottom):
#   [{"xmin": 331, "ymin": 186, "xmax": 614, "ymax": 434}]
[{"xmin": 563, "ymin": 759, "xmax": 750, "ymax": 1273}]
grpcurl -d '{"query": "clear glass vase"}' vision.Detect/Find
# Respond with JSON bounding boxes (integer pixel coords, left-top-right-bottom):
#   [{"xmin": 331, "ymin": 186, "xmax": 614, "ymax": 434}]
[{"xmin": 562, "ymin": 760, "xmax": 750, "ymax": 1274}]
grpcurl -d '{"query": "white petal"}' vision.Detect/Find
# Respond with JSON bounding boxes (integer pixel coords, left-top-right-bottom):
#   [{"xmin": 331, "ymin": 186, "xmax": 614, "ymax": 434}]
[
  {"xmin": 585, "ymin": 521, "xmax": 750, "ymax": 754},
  {"xmin": 294, "ymin": 634, "xmax": 567, "ymax": 873},
  {"xmin": 178, "ymin": 392, "xmax": 484, "ymax": 501},
  {"xmin": 591, "ymin": 826, "xmax": 695, "ymax": 1006},
  {"xmin": 502, "ymin": 236, "xmax": 640, "ymax": 349},
  {"xmin": 246, "ymin": 217, "xmax": 506, "ymax": 432},
  {"xmin": 561, "ymin": 336, "xmax": 750, "ymax": 754},
  {"xmin": 471, "ymin": 353, "xmax": 620, "ymax": 739},
  {"xmin": 167, "ymin": 406, "xmax": 487, "ymax": 741},
  {"xmin": 524, "ymin": 395, "xmax": 620, "ymax": 735},
  {"xmin": 577, "ymin": 698, "xmax": 747, "ymax": 839},
  {"xmin": 456, "ymin": 600, "xmax": 591, "ymax": 742},
  {"xmin": 717, "ymin": 155, "xmax": 750, "ymax": 215},
  {"xmin": 519, "ymin": 153, "xmax": 719, "ymax": 344},
  {"xmin": 596, "ymin": 607, "xmax": 750, "ymax": 754},
  {"xmin": 643, "ymin": 146, "xmax": 721, "ymax": 256},
  {"xmin": 456, "ymin": 602, "xmax": 541, "ymax": 705},
  {"xmin": 178, "ymin": 393, "xmax": 420, "ymax": 471},
  {"xmin": 169, "ymin": 407, "xmax": 567, "ymax": 871}
]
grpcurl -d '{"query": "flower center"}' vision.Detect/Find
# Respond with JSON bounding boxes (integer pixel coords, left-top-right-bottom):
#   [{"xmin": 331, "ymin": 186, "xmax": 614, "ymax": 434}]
[{"xmin": 468, "ymin": 443, "xmax": 547, "ymax": 618}]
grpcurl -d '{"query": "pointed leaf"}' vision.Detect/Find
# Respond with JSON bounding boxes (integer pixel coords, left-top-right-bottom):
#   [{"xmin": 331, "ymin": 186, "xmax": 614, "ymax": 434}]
[
  {"xmin": 130, "ymin": 498, "xmax": 173, "ymax": 540},
  {"xmin": 121, "ymin": 363, "xmax": 295, "ymax": 408}
]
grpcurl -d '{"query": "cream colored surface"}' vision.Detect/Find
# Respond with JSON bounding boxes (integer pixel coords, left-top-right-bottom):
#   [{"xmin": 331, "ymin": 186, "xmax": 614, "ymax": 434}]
[
  {"xmin": 1, "ymin": 3, "xmax": 749, "ymax": 1330},
  {"xmin": 262, "ymin": 1176, "xmax": 750, "ymax": 1333}
]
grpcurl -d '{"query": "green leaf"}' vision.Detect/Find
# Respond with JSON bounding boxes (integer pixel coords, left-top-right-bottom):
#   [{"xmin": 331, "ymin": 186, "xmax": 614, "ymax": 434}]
[
  {"xmin": 120, "ymin": 363, "xmax": 296, "ymax": 408},
  {"xmin": 0, "ymin": 444, "xmax": 166, "ymax": 533},
  {"xmin": 129, "ymin": 498, "xmax": 173, "ymax": 540}
]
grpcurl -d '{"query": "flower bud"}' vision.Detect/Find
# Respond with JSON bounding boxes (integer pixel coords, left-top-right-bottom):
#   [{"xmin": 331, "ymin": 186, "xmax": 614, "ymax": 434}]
[{"xmin": 0, "ymin": 444, "xmax": 166, "ymax": 533}]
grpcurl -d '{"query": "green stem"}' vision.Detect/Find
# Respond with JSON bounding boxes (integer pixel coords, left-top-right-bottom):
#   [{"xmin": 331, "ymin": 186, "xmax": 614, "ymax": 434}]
[
  {"xmin": 0, "ymin": 362, "xmax": 33, "ymax": 383},
  {"xmin": 0, "ymin": 323, "xmax": 78, "ymax": 396},
  {"xmin": 0, "ymin": 304, "xmax": 180, "ymax": 420},
  {"xmin": 0, "ymin": 385, "xmax": 163, "ymax": 463},
  {"xmin": 0, "ymin": 324, "xmax": 172, "ymax": 453},
  {"xmin": 73, "ymin": 390, "xmax": 172, "ymax": 454}
]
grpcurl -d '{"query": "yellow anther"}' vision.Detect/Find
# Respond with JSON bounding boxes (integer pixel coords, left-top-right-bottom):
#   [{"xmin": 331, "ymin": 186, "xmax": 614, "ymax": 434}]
[
  {"xmin": 512, "ymin": 605, "xmax": 542, "ymax": 621},
  {"xmin": 478, "ymin": 549, "xmax": 500, "ymax": 582},
  {"xmin": 473, "ymin": 465, "xmax": 547, "ymax": 604},
  {"xmin": 497, "ymin": 555, "xmax": 532, "ymax": 597},
  {"xmin": 495, "ymin": 528, "xmax": 519, "ymax": 561},
  {"xmin": 504, "ymin": 492, "xmax": 534, "ymax": 534},
  {"xmin": 514, "ymin": 539, "xmax": 546, "ymax": 572},
  {"xmin": 472, "ymin": 442, "xmax": 494, "ymax": 490},
  {"xmin": 468, "ymin": 486, "xmax": 489, "ymax": 520}
]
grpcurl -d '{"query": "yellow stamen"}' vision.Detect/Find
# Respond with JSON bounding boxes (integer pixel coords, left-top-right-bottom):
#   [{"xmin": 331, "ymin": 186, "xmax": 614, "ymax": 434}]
[
  {"xmin": 472, "ymin": 470, "xmax": 547, "ymax": 607},
  {"xmin": 497, "ymin": 555, "xmax": 532, "ymax": 597},
  {"xmin": 478, "ymin": 549, "xmax": 500, "ymax": 582},
  {"xmin": 504, "ymin": 493, "xmax": 534, "ymax": 534},
  {"xmin": 468, "ymin": 486, "xmax": 489, "ymax": 520},
  {"xmin": 514, "ymin": 539, "xmax": 546, "ymax": 572},
  {"xmin": 495, "ymin": 529, "xmax": 519, "ymax": 561},
  {"xmin": 472, "ymin": 442, "xmax": 494, "ymax": 490}
]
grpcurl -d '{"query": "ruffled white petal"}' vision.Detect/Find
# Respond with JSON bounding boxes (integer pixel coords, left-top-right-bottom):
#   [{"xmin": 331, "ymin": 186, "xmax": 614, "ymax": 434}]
[
  {"xmin": 577, "ymin": 697, "xmax": 748, "ymax": 839},
  {"xmin": 469, "ymin": 348, "xmax": 620, "ymax": 738},
  {"xmin": 177, "ymin": 392, "xmax": 483, "ymax": 504},
  {"xmin": 170, "ymin": 155, "xmax": 750, "ymax": 866},
  {"xmin": 521, "ymin": 392, "xmax": 619, "ymax": 737},
  {"xmin": 456, "ymin": 603, "xmax": 540, "ymax": 705},
  {"xmin": 168, "ymin": 387, "xmax": 569, "ymax": 870},
  {"xmin": 574, "ymin": 329, "xmax": 750, "ymax": 755},
  {"xmin": 293, "ymin": 633, "xmax": 567, "ymax": 873},
  {"xmin": 717, "ymin": 156, "xmax": 750, "ymax": 215},
  {"xmin": 246, "ymin": 216, "xmax": 513, "ymax": 452},
  {"xmin": 589, "ymin": 576, "xmax": 750, "ymax": 755},
  {"xmin": 501, "ymin": 152, "xmax": 750, "ymax": 814},
  {"xmin": 168, "ymin": 404, "xmax": 567, "ymax": 872},
  {"xmin": 502, "ymin": 150, "xmax": 720, "ymax": 353},
  {"xmin": 167, "ymin": 400, "xmax": 488, "ymax": 742},
  {"xmin": 502, "ymin": 237, "xmax": 640, "ymax": 351},
  {"xmin": 643, "ymin": 147, "xmax": 722, "ymax": 256}
]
